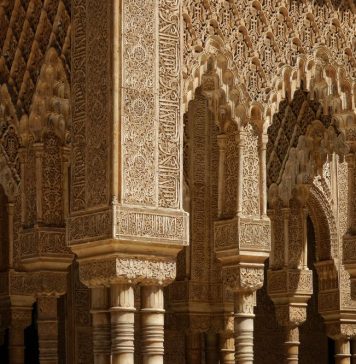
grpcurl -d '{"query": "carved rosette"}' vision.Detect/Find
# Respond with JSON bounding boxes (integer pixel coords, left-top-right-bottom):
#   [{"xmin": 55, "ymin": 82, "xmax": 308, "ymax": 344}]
[
  {"xmin": 222, "ymin": 265, "xmax": 264, "ymax": 292},
  {"xmin": 79, "ymin": 257, "xmax": 176, "ymax": 288}
]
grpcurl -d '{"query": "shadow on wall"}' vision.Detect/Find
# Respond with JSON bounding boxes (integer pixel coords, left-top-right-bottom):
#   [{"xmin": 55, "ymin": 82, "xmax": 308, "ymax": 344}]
[{"xmin": 291, "ymin": 0, "xmax": 354, "ymax": 11}]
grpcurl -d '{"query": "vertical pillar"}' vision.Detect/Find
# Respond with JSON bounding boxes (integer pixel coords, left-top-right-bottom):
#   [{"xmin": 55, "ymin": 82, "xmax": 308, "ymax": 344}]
[
  {"xmin": 234, "ymin": 292, "xmax": 255, "ymax": 364},
  {"xmin": 284, "ymin": 327, "xmax": 299, "ymax": 364},
  {"xmin": 9, "ymin": 323, "xmax": 26, "ymax": 364},
  {"xmin": 220, "ymin": 333, "xmax": 234, "ymax": 364},
  {"xmin": 110, "ymin": 283, "xmax": 135, "ymax": 364},
  {"xmin": 37, "ymin": 296, "xmax": 58, "ymax": 364},
  {"xmin": 335, "ymin": 338, "xmax": 351, "ymax": 364},
  {"xmin": 91, "ymin": 287, "xmax": 111, "ymax": 364},
  {"xmin": 141, "ymin": 286, "xmax": 165, "ymax": 364}
]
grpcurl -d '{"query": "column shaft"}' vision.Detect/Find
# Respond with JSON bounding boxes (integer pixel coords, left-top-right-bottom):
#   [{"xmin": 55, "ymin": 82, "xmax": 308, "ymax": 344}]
[
  {"xmin": 234, "ymin": 292, "xmax": 255, "ymax": 364},
  {"xmin": 37, "ymin": 296, "xmax": 58, "ymax": 364},
  {"xmin": 335, "ymin": 338, "xmax": 351, "ymax": 364},
  {"xmin": 111, "ymin": 284, "xmax": 135, "ymax": 364},
  {"xmin": 91, "ymin": 287, "xmax": 111, "ymax": 364},
  {"xmin": 9, "ymin": 325, "xmax": 25, "ymax": 364},
  {"xmin": 141, "ymin": 286, "xmax": 164, "ymax": 364},
  {"xmin": 220, "ymin": 334, "xmax": 234, "ymax": 364},
  {"xmin": 284, "ymin": 327, "xmax": 299, "ymax": 364}
]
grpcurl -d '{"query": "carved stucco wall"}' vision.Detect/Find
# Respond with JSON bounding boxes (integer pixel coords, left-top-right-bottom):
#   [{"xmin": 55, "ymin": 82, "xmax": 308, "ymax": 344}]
[{"xmin": 0, "ymin": 0, "xmax": 354, "ymax": 363}]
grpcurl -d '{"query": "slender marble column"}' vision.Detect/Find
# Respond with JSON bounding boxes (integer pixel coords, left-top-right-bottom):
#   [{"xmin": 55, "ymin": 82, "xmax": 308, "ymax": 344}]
[
  {"xmin": 284, "ymin": 327, "xmax": 299, "ymax": 364},
  {"xmin": 91, "ymin": 287, "xmax": 111, "ymax": 364},
  {"xmin": 234, "ymin": 292, "xmax": 255, "ymax": 364},
  {"xmin": 110, "ymin": 284, "xmax": 135, "ymax": 364},
  {"xmin": 37, "ymin": 296, "xmax": 58, "ymax": 364},
  {"xmin": 220, "ymin": 334, "xmax": 234, "ymax": 364},
  {"xmin": 141, "ymin": 286, "xmax": 165, "ymax": 364},
  {"xmin": 335, "ymin": 338, "xmax": 351, "ymax": 364}
]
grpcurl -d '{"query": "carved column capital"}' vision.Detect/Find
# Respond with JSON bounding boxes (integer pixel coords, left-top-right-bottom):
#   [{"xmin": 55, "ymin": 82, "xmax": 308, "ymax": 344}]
[
  {"xmin": 326, "ymin": 323, "xmax": 356, "ymax": 340},
  {"xmin": 222, "ymin": 265, "xmax": 264, "ymax": 293},
  {"xmin": 79, "ymin": 256, "xmax": 177, "ymax": 288}
]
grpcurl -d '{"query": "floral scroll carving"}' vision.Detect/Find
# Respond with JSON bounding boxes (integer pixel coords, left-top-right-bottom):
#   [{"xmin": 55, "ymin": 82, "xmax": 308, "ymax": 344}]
[{"xmin": 79, "ymin": 257, "xmax": 177, "ymax": 288}]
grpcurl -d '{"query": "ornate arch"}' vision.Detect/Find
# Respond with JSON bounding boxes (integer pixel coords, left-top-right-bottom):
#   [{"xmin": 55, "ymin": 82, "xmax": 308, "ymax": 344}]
[{"xmin": 182, "ymin": 0, "xmax": 356, "ymax": 141}]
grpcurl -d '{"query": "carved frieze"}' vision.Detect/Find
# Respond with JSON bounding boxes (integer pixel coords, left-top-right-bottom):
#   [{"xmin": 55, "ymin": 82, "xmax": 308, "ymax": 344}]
[
  {"xmin": 268, "ymin": 269, "xmax": 313, "ymax": 296},
  {"xmin": 20, "ymin": 228, "xmax": 71, "ymax": 259},
  {"xmin": 0, "ymin": 271, "xmax": 67, "ymax": 296},
  {"xmin": 214, "ymin": 217, "xmax": 271, "ymax": 253},
  {"xmin": 67, "ymin": 209, "xmax": 112, "ymax": 245},
  {"xmin": 79, "ymin": 257, "xmax": 177, "ymax": 288},
  {"xmin": 115, "ymin": 206, "xmax": 189, "ymax": 245}
]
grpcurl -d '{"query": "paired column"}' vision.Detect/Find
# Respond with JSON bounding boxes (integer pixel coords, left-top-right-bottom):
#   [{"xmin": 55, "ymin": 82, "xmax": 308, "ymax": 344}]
[
  {"xmin": 91, "ymin": 287, "xmax": 111, "ymax": 364},
  {"xmin": 37, "ymin": 296, "xmax": 58, "ymax": 364},
  {"xmin": 108, "ymin": 283, "xmax": 167, "ymax": 364}
]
